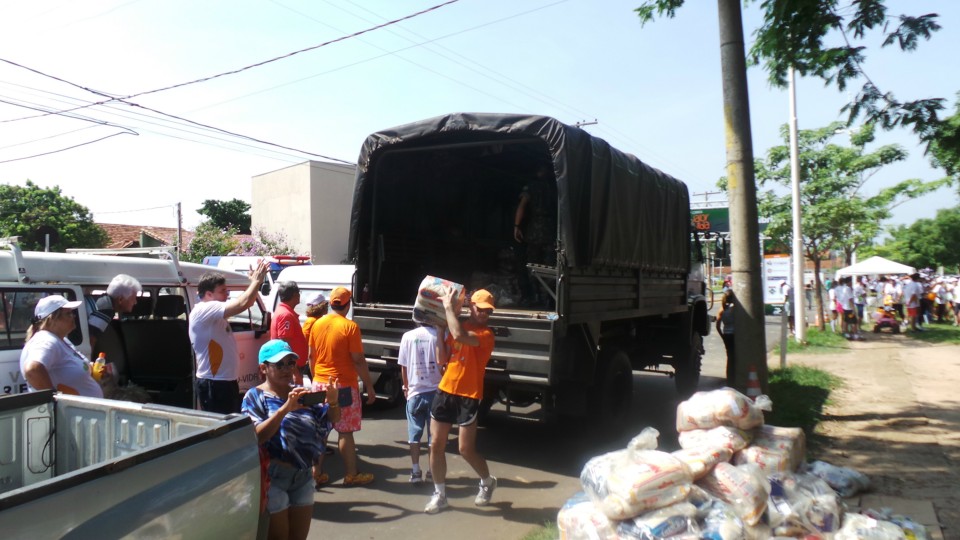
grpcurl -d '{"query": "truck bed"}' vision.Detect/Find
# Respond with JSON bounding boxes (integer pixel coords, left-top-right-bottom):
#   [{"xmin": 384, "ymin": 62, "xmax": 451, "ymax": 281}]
[{"xmin": 0, "ymin": 391, "xmax": 261, "ymax": 538}]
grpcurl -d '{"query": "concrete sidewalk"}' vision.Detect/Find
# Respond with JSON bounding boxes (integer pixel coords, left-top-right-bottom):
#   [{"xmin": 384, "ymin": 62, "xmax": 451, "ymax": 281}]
[{"xmin": 779, "ymin": 334, "xmax": 960, "ymax": 539}]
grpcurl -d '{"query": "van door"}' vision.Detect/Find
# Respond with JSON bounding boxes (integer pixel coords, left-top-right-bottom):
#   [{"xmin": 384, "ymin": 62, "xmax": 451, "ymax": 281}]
[
  {"xmin": 225, "ymin": 293, "xmax": 271, "ymax": 393},
  {"xmin": 0, "ymin": 284, "xmax": 88, "ymax": 395}
]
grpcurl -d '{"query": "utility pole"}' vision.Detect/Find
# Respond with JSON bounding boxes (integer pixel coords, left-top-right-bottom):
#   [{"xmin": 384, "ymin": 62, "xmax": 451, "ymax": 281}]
[
  {"xmin": 788, "ymin": 66, "xmax": 806, "ymax": 344},
  {"xmin": 717, "ymin": 0, "xmax": 767, "ymax": 392},
  {"xmin": 176, "ymin": 202, "xmax": 183, "ymax": 254}
]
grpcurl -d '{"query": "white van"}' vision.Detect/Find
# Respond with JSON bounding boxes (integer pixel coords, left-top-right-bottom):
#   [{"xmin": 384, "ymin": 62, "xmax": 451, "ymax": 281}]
[
  {"xmin": 203, "ymin": 254, "xmax": 312, "ymax": 308},
  {"xmin": 0, "ymin": 240, "xmax": 271, "ymax": 407},
  {"xmin": 272, "ymin": 264, "xmax": 401, "ymax": 405}
]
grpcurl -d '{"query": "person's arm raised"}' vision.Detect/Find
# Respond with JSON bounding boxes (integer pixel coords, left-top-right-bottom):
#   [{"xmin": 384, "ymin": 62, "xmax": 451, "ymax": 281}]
[
  {"xmin": 441, "ymin": 288, "xmax": 479, "ymax": 347},
  {"xmin": 224, "ymin": 260, "xmax": 270, "ymax": 318}
]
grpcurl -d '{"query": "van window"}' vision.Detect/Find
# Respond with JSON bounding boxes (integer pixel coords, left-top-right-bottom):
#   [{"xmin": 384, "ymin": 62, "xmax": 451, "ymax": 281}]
[{"xmin": 0, "ymin": 288, "xmax": 83, "ymax": 349}]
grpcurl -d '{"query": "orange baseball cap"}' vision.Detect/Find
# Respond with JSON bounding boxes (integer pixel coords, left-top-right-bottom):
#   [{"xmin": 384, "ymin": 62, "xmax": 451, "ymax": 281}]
[
  {"xmin": 471, "ymin": 289, "xmax": 495, "ymax": 311},
  {"xmin": 330, "ymin": 286, "xmax": 352, "ymax": 306}
]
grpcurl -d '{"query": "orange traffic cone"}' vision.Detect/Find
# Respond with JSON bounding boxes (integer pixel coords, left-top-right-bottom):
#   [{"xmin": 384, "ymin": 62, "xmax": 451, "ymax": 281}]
[{"xmin": 746, "ymin": 365, "xmax": 762, "ymax": 401}]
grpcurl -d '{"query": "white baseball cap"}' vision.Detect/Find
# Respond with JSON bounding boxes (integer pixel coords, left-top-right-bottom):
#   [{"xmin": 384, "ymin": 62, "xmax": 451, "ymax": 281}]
[{"xmin": 34, "ymin": 295, "xmax": 82, "ymax": 321}]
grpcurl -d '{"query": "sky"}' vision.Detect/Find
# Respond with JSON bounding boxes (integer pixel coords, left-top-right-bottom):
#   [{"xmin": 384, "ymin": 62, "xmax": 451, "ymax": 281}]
[{"xmin": 1, "ymin": 0, "xmax": 957, "ymax": 232}]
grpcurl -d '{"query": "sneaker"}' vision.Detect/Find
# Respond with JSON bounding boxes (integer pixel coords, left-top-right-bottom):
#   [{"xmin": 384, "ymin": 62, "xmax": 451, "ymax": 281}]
[
  {"xmin": 425, "ymin": 492, "xmax": 449, "ymax": 514},
  {"xmin": 475, "ymin": 477, "xmax": 497, "ymax": 506},
  {"xmin": 425, "ymin": 470, "xmax": 433, "ymax": 482},
  {"xmin": 410, "ymin": 470, "xmax": 423, "ymax": 484},
  {"xmin": 343, "ymin": 472, "xmax": 374, "ymax": 486}
]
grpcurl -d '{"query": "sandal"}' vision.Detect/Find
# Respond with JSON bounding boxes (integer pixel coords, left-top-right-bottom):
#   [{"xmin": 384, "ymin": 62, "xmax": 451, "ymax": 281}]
[
  {"xmin": 314, "ymin": 472, "xmax": 329, "ymax": 489},
  {"xmin": 343, "ymin": 472, "xmax": 374, "ymax": 486}
]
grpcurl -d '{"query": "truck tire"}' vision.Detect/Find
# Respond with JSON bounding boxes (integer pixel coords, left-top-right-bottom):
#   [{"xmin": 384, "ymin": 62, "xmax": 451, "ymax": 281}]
[
  {"xmin": 373, "ymin": 368, "xmax": 404, "ymax": 408},
  {"xmin": 597, "ymin": 349, "xmax": 633, "ymax": 432},
  {"xmin": 675, "ymin": 332, "xmax": 703, "ymax": 397}
]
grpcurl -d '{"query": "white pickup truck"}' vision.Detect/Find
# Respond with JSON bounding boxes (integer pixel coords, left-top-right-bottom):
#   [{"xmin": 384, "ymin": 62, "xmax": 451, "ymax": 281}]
[{"xmin": 0, "ymin": 390, "xmax": 262, "ymax": 538}]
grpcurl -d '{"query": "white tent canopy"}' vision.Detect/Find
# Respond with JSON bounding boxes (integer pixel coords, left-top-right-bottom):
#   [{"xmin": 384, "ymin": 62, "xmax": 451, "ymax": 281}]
[{"xmin": 835, "ymin": 256, "xmax": 915, "ymax": 277}]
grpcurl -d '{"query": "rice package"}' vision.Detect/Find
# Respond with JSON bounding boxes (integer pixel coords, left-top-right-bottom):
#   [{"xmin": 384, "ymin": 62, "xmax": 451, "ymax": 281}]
[
  {"xmin": 836, "ymin": 513, "xmax": 907, "ymax": 540},
  {"xmin": 580, "ymin": 448, "xmax": 693, "ymax": 520},
  {"xmin": 806, "ymin": 460, "xmax": 871, "ymax": 498},
  {"xmin": 412, "ymin": 275, "xmax": 465, "ymax": 326},
  {"xmin": 678, "ymin": 426, "xmax": 754, "ymax": 453},
  {"xmin": 697, "ymin": 463, "xmax": 770, "ymax": 526},
  {"xmin": 733, "ymin": 425, "xmax": 806, "ymax": 473},
  {"xmin": 616, "ymin": 502, "xmax": 700, "ymax": 540},
  {"xmin": 676, "ymin": 388, "xmax": 771, "ymax": 432},
  {"xmin": 767, "ymin": 472, "xmax": 841, "ymax": 537},
  {"xmin": 557, "ymin": 491, "xmax": 618, "ymax": 540},
  {"xmin": 672, "ymin": 446, "xmax": 733, "ymax": 480}
]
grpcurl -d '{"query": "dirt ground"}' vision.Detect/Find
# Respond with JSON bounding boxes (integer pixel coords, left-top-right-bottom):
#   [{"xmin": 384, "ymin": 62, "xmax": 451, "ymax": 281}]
[{"xmin": 779, "ymin": 333, "xmax": 960, "ymax": 538}]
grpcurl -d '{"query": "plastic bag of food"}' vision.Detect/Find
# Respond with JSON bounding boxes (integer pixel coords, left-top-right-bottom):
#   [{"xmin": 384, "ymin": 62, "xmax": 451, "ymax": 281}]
[
  {"xmin": 697, "ymin": 463, "xmax": 770, "ymax": 526},
  {"xmin": 679, "ymin": 426, "xmax": 754, "ymax": 453},
  {"xmin": 616, "ymin": 501, "xmax": 700, "ymax": 539},
  {"xmin": 676, "ymin": 388, "xmax": 772, "ymax": 432},
  {"xmin": 557, "ymin": 491, "xmax": 618, "ymax": 540},
  {"xmin": 863, "ymin": 508, "xmax": 931, "ymax": 540},
  {"xmin": 836, "ymin": 513, "xmax": 907, "ymax": 540},
  {"xmin": 697, "ymin": 499, "xmax": 747, "ymax": 540},
  {"xmin": 767, "ymin": 472, "xmax": 841, "ymax": 537},
  {"xmin": 412, "ymin": 275, "xmax": 465, "ymax": 326},
  {"xmin": 806, "ymin": 460, "xmax": 870, "ymax": 498},
  {"xmin": 735, "ymin": 425, "xmax": 806, "ymax": 473},
  {"xmin": 580, "ymin": 447, "xmax": 693, "ymax": 520},
  {"xmin": 672, "ymin": 446, "xmax": 733, "ymax": 480}
]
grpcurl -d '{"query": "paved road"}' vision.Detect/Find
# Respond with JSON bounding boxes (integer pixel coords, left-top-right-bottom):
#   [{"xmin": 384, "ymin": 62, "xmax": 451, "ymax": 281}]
[{"xmin": 305, "ymin": 314, "xmax": 788, "ymax": 539}]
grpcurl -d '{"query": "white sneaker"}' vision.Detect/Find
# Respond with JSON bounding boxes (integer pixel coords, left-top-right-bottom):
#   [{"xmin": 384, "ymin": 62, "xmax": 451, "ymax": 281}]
[
  {"xmin": 409, "ymin": 470, "xmax": 422, "ymax": 484},
  {"xmin": 425, "ymin": 492, "xmax": 448, "ymax": 514},
  {"xmin": 475, "ymin": 477, "xmax": 497, "ymax": 506}
]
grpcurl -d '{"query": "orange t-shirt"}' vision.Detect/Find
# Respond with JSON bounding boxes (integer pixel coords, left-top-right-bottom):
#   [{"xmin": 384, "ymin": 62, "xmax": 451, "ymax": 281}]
[
  {"xmin": 309, "ymin": 313, "xmax": 364, "ymax": 387},
  {"xmin": 439, "ymin": 322, "xmax": 495, "ymax": 400}
]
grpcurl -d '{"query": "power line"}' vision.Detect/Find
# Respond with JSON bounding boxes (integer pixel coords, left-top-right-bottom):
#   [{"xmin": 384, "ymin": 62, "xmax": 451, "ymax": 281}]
[{"xmin": 0, "ymin": 130, "xmax": 135, "ymax": 164}]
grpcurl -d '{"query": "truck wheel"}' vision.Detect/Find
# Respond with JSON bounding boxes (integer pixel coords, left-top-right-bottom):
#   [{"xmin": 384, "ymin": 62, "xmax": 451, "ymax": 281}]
[
  {"xmin": 373, "ymin": 369, "xmax": 404, "ymax": 408},
  {"xmin": 675, "ymin": 332, "xmax": 703, "ymax": 397},
  {"xmin": 598, "ymin": 350, "xmax": 633, "ymax": 432}
]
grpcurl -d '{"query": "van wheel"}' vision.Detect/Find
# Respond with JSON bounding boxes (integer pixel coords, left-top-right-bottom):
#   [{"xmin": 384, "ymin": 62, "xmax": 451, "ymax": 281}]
[
  {"xmin": 597, "ymin": 349, "xmax": 633, "ymax": 433},
  {"xmin": 675, "ymin": 332, "xmax": 703, "ymax": 397}
]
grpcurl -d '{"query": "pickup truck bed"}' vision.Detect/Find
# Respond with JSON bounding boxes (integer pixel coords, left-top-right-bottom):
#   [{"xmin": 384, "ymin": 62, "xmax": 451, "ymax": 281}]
[{"xmin": 0, "ymin": 391, "xmax": 262, "ymax": 539}]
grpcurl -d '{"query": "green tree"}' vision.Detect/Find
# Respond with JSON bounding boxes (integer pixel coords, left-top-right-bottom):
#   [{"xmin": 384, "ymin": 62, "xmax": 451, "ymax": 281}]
[
  {"xmin": 636, "ymin": 0, "xmax": 956, "ymax": 158},
  {"xmin": 236, "ymin": 227, "xmax": 303, "ymax": 257},
  {"xmin": 182, "ymin": 221, "xmax": 239, "ymax": 263},
  {"xmin": 929, "ymin": 95, "xmax": 960, "ymax": 191},
  {"xmin": 740, "ymin": 122, "xmax": 946, "ymax": 328},
  {"xmin": 872, "ymin": 206, "xmax": 960, "ymax": 272},
  {"xmin": 0, "ymin": 180, "xmax": 108, "ymax": 251},
  {"xmin": 197, "ymin": 199, "xmax": 251, "ymax": 234}
]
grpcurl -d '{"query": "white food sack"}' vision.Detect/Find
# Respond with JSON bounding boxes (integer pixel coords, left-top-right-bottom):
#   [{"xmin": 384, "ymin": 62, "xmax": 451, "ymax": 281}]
[
  {"xmin": 557, "ymin": 492, "xmax": 618, "ymax": 540},
  {"xmin": 679, "ymin": 426, "xmax": 754, "ymax": 453},
  {"xmin": 580, "ymin": 448, "xmax": 693, "ymax": 520},
  {"xmin": 676, "ymin": 388, "xmax": 770, "ymax": 432},
  {"xmin": 697, "ymin": 463, "xmax": 770, "ymax": 526},
  {"xmin": 412, "ymin": 275, "xmax": 465, "ymax": 326},
  {"xmin": 616, "ymin": 502, "xmax": 700, "ymax": 540},
  {"xmin": 672, "ymin": 446, "xmax": 733, "ymax": 480}
]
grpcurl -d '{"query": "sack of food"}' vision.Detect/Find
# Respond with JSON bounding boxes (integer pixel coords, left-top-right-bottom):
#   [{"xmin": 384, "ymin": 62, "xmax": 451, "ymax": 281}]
[
  {"xmin": 679, "ymin": 426, "xmax": 754, "ymax": 453},
  {"xmin": 580, "ymin": 448, "xmax": 693, "ymax": 520},
  {"xmin": 412, "ymin": 275, "xmax": 465, "ymax": 326},
  {"xmin": 806, "ymin": 460, "xmax": 870, "ymax": 498},
  {"xmin": 836, "ymin": 513, "xmax": 908, "ymax": 540},
  {"xmin": 697, "ymin": 463, "xmax": 770, "ymax": 526},
  {"xmin": 557, "ymin": 491, "xmax": 618, "ymax": 540},
  {"xmin": 672, "ymin": 446, "xmax": 733, "ymax": 480},
  {"xmin": 767, "ymin": 472, "xmax": 841, "ymax": 537},
  {"xmin": 748, "ymin": 424, "xmax": 806, "ymax": 472},
  {"xmin": 616, "ymin": 502, "xmax": 700, "ymax": 540},
  {"xmin": 676, "ymin": 388, "xmax": 771, "ymax": 432}
]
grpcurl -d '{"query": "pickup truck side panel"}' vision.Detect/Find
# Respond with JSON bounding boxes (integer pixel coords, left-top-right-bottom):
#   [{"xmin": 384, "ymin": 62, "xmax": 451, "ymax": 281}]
[{"xmin": 0, "ymin": 392, "xmax": 261, "ymax": 538}]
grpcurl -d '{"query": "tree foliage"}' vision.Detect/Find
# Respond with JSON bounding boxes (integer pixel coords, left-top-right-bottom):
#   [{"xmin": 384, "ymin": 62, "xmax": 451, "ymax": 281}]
[
  {"xmin": 236, "ymin": 227, "xmax": 302, "ymax": 257},
  {"xmin": 182, "ymin": 221, "xmax": 239, "ymax": 263},
  {"xmin": 635, "ymin": 0, "xmax": 956, "ymax": 160},
  {"xmin": 870, "ymin": 206, "xmax": 960, "ymax": 272},
  {"xmin": 0, "ymin": 180, "xmax": 108, "ymax": 251},
  {"xmin": 197, "ymin": 199, "xmax": 251, "ymax": 234}
]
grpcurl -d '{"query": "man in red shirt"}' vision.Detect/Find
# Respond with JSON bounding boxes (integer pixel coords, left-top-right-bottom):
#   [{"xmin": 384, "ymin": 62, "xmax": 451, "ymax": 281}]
[
  {"xmin": 270, "ymin": 281, "xmax": 310, "ymax": 380},
  {"xmin": 425, "ymin": 288, "xmax": 497, "ymax": 514}
]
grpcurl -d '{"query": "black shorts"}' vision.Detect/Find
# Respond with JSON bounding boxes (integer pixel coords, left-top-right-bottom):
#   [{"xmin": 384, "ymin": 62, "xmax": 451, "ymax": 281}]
[
  {"xmin": 843, "ymin": 310, "xmax": 858, "ymax": 323},
  {"xmin": 196, "ymin": 378, "xmax": 241, "ymax": 414},
  {"xmin": 430, "ymin": 390, "xmax": 480, "ymax": 426}
]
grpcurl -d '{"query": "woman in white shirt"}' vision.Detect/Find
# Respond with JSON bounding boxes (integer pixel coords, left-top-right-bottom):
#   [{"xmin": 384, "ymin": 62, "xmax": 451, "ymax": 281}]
[{"xmin": 20, "ymin": 295, "xmax": 103, "ymax": 398}]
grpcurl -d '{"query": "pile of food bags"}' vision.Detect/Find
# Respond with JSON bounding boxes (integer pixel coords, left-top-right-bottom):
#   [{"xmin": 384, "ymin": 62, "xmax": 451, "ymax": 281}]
[{"xmin": 558, "ymin": 387, "xmax": 928, "ymax": 540}]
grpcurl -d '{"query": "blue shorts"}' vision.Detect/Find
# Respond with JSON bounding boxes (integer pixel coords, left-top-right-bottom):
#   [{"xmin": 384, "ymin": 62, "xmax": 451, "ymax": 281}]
[
  {"xmin": 406, "ymin": 390, "xmax": 436, "ymax": 443},
  {"xmin": 266, "ymin": 462, "xmax": 314, "ymax": 514}
]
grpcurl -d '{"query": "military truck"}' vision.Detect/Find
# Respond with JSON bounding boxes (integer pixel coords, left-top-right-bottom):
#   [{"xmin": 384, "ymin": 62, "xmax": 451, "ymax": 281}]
[{"xmin": 347, "ymin": 113, "xmax": 710, "ymax": 423}]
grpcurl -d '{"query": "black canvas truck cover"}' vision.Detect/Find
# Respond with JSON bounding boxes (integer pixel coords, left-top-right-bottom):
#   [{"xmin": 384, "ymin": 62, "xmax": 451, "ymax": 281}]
[{"xmin": 349, "ymin": 113, "xmax": 690, "ymax": 273}]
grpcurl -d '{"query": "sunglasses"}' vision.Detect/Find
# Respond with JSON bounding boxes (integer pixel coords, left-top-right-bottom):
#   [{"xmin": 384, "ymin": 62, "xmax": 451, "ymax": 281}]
[{"xmin": 269, "ymin": 360, "xmax": 297, "ymax": 369}]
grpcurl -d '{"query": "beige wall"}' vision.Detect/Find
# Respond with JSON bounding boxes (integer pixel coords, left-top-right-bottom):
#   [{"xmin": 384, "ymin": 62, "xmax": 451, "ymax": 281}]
[{"xmin": 251, "ymin": 161, "xmax": 356, "ymax": 263}]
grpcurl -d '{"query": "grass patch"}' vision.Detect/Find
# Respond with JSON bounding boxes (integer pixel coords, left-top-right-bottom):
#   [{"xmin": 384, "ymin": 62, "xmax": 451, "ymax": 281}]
[
  {"xmin": 522, "ymin": 521, "xmax": 559, "ymax": 540},
  {"xmin": 904, "ymin": 322, "xmax": 960, "ymax": 344},
  {"xmin": 771, "ymin": 326, "xmax": 851, "ymax": 355},
  {"xmin": 765, "ymin": 364, "xmax": 842, "ymax": 439}
]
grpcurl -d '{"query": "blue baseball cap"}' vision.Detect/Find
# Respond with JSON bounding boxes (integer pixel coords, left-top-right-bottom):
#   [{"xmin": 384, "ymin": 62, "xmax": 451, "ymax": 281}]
[{"xmin": 259, "ymin": 339, "xmax": 299, "ymax": 364}]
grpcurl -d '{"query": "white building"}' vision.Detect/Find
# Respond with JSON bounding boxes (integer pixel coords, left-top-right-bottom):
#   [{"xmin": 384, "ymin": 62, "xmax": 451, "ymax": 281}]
[{"xmin": 251, "ymin": 161, "xmax": 357, "ymax": 264}]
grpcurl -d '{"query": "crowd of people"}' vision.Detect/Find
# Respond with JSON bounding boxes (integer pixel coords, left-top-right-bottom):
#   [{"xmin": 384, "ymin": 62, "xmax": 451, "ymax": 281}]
[{"xmin": 17, "ymin": 264, "xmax": 500, "ymax": 539}]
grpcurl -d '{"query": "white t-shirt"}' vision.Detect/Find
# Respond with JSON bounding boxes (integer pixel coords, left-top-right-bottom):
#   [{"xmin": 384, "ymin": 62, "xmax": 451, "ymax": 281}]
[
  {"xmin": 902, "ymin": 280, "xmax": 923, "ymax": 309},
  {"xmin": 397, "ymin": 326, "xmax": 442, "ymax": 398},
  {"xmin": 20, "ymin": 331, "xmax": 103, "ymax": 398},
  {"xmin": 189, "ymin": 301, "xmax": 239, "ymax": 380},
  {"xmin": 835, "ymin": 284, "xmax": 855, "ymax": 310}
]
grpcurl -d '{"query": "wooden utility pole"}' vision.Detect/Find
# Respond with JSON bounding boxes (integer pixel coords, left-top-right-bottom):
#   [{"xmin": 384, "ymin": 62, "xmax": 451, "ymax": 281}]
[{"xmin": 717, "ymin": 0, "xmax": 767, "ymax": 392}]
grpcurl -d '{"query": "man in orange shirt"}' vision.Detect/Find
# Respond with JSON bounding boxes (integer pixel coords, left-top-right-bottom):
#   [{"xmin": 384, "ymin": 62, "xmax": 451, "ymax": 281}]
[
  {"xmin": 425, "ymin": 288, "xmax": 497, "ymax": 514},
  {"xmin": 308, "ymin": 286, "xmax": 375, "ymax": 486}
]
